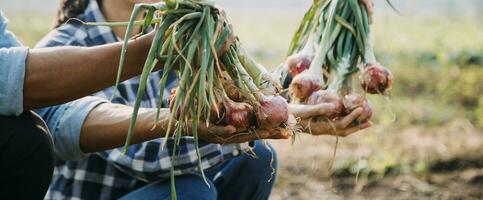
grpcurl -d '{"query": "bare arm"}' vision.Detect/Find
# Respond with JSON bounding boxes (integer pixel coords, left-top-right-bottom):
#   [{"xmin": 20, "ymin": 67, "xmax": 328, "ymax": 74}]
[
  {"xmin": 79, "ymin": 103, "xmax": 169, "ymax": 153},
  {"xmin": 23, "ymin": 34, "xmax": 153, "ymax": 110},
  {"xmin": 79, "ymin": 103, "xmax": 286, "ymax": 153}
]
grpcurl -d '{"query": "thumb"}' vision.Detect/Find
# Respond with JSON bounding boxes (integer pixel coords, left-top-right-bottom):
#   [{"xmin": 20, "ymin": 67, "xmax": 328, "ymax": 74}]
[
  {"xmin": 316, "ymin": 103, "xmax": 336, "ymax": 116},
  {"xmin": 340, "ymin": 108, "xmax": 364, "ymax": 128}
]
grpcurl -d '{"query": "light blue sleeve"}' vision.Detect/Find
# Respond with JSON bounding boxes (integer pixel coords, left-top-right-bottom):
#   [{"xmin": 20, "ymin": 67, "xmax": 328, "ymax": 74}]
[
  {"xmin": 0, "ymin": 11, "xmax": 28, "ymax": 116},
  {"xmin": 35, "ymin": 96, "xmax": 108, "ymax": 160}
]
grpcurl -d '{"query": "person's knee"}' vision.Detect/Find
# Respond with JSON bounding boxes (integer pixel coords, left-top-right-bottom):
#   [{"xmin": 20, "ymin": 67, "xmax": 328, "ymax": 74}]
[
  {"xmin": 242, "ymin": 141, "xmax": 279, "ymax": 185},
  {"xmin": 1, "ymin": 113, "xmax": 54, "ymax": 166},
  {"xmin": 216, "ymin": 141, "xmax": 277, "ymax": 200},
  {"xmin": 26, "ymin": 125, "xmax": 55, "ymax": 192},
  {"xmin": 14, "ymin": 114, "xmax": 54, "ymax": 178},
  {"xmin": 132, "ymin": 175, "xmax": 217, "ymax": 200},
  {"xmin": 176, "ymin": 175, "xmax": 217, "ymax": 200},
  {"xmin": 30, "ymin": 126, "xmax": 55, "ymax": 173},
  {"xmin": 18, "ymin": 114, "xmax": 54, "ymax": 167},
  {"xmin": 253, "ymin": 140, "xmax": 278, "ymax": 172},
  {"xmin": 0, "ymin": 113, "xmax": 54, "ymax": 199}
]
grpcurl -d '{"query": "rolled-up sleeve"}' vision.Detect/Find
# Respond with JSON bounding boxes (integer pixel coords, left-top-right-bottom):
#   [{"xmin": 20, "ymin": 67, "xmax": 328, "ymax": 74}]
[
  {"xmin": 0, "ymin": 47, "xmax": 28, "ymax": 115},
  {"xmin": 0, "ymin": 11, "xmax": 28, "ymax": 116},
  {"xmin": 35, "ymin": 96, "xmax": 108, "ymax": 160}
]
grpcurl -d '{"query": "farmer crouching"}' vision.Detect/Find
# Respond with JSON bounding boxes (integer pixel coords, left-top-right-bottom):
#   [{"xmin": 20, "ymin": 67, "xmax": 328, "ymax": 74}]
[{"xmin": 33, "ymin": 1, "xmax": 373, "ymax": 200}]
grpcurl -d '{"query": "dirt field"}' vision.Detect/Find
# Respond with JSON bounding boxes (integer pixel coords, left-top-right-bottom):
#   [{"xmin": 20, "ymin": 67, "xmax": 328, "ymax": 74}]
[
  {"xmin": 270, "ymin": 121, "xmax": 483, "ymax": 200},
  {"xmin": 271, "ymin": 166, "xmax": 483, "ymax": 200},
  {"xmin": 271, "ymin": 158, "xmax": 482, "ymax": 200}
]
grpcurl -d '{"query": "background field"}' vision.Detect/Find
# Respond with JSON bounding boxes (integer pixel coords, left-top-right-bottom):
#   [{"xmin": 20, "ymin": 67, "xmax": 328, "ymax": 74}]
[{"xmin": 2, "ymin": 0, "xmax": 482, "ymax": 199}]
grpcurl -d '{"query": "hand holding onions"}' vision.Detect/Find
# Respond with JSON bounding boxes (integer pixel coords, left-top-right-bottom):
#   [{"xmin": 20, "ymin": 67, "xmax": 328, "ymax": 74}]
[
  {"xmin": 103, "ymin": 2, "xmax": 297, "ymax": 197},
  {"xmin": 282, "ymin": 0, "xmax": 392, "ymax": 133},
  {"xmin": 180, "ymin": 120, "xmax": 290, "ymax": 144},
  {"xmin": 288, "ymin": 101, "xmax": 372, "ymax": 137},
  {"xmin": 79, "ymin": 0, "xmax": 385, "ymax": 199},
  {"xmin": 299, "ymin": 108, "xmax": 372, "ymax": 136}
]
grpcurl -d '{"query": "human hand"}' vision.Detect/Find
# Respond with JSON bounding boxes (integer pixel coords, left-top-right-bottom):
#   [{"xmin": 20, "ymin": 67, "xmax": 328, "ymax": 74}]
[
  {"xmin": 192, "ymin": 122, "xmax": 291, "ymax": 144},
  {"xmin": 300, "ymin": 108, "xmax": 372, "ymax": 137},
  {"xmin": 289, "ymin": 103, "xmax": 338, "ymax": 119}
]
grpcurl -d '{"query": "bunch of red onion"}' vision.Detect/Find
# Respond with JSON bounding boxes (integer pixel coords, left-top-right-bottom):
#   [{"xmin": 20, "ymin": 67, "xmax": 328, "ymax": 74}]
[
  {"xmin": 168, "ymin": 80, "xmax": 289, "ymax": 132},
  {"xmin": 213, "ymin": 73, "xmax": 289, "ymax": 131},
  {"xmin": 166, "ymin": 43, "xmax": 291, "ymax": 133},
  {"xmin": 281, "ymin": 0, "xmax": 393, "ymax": 121},
  {"xmin": 209, "ymin": 94, "xmax": 289, "ymax": 131}
]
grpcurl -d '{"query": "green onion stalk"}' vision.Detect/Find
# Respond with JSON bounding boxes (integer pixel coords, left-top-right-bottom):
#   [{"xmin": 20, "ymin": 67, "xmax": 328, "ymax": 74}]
[
  {"xmin": 87, "ymin": 1, "xmax": 292, "ymax": 199},
  {"xmin": 286, "ymin": 0, "xmax": 391, "ymax": 119}
]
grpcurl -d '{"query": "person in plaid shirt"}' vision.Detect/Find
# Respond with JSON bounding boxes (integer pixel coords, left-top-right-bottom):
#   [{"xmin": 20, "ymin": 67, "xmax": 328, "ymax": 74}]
[
  {"xmin": 35, "ymin": 0, "xmax": 372, "ymax": 199},
  {"xmin": 35, "ymin": 0, "xmax": 287, "ymax": 199}
]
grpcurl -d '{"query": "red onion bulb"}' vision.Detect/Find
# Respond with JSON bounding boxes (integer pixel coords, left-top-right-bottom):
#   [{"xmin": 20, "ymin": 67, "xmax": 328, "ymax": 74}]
[
  {"xmin": 286, "ymin": 53, "xmax": 312, "ymax": 77},
  {"xmin": 256, "ymin": 95, "xmax": 289, "ymax": 129},
  {"xmin": 289, "ymin": 71, "xmax": 322, "ymax": 103},
  {"xmin": 224, "ymin": 98, "xmax": 254, "ymax": 130},
  {"xmin": 360, "ymin": 64, "xmax": 393, "ymax": 94}
]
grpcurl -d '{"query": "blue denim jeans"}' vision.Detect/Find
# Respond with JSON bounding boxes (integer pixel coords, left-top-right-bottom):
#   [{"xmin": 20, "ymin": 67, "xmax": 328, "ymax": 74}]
[{"xmin": 119, "ymin": 140, "xmax": 278, "ymax": 200}]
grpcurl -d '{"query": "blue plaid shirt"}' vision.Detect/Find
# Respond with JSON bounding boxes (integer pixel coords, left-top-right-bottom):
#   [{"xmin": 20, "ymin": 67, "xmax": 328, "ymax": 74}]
[{"xmin": 36, "ymin": 1, "xmax": 249, "ymax": 199}]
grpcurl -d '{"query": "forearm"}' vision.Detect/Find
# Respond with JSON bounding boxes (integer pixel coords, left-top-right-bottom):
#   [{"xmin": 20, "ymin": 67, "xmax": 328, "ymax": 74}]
[
  {"xmin": 23, "ymin": 35, "xmax": 152, "ymax": 110},
  {"xmin": 79, "ymin": 103, "xmax": 170, "ymax": 153}
]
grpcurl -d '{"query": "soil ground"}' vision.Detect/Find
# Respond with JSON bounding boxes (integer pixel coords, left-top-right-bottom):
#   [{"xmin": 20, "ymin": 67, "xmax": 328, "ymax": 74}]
[{"xmin": 269, "ymin": 123, "xmax": 483, "ymax": 200}]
